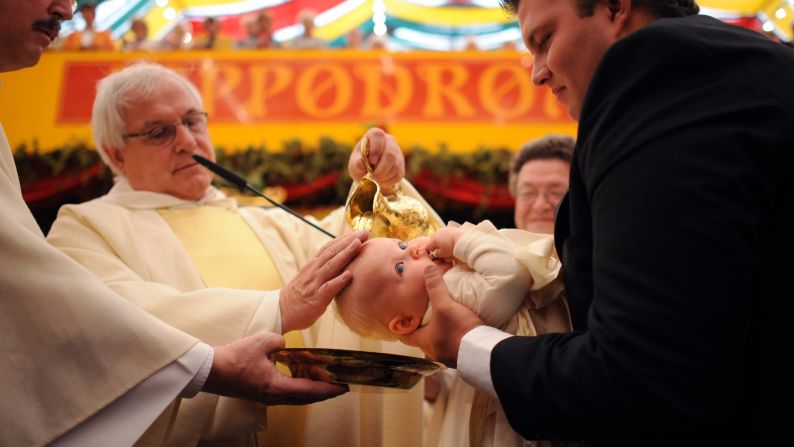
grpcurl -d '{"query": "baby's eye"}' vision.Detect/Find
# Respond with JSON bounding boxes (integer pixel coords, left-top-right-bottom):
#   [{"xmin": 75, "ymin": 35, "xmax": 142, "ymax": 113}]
[
  {"xmin": 398, "ymin": 241, "xmax": 407, "ymax": 250},
  {"xmin": 395, "ymin": 261, "xmax": 405, "ymax": 275}
]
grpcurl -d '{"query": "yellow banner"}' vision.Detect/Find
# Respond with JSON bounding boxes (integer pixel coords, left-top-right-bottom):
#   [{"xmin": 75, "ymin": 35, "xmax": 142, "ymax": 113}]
[
  {"xmin": 384, "ymin": 0, "xmax": 515, "ymax": 26},
  {"xmin": 0, "ymin": 50, "xmax": 576, "ymax": 153}
]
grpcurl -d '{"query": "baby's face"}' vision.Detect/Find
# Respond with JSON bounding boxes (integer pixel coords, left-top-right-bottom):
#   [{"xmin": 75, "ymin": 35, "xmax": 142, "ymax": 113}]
[{"xmin": 354, "ymin": 237, "xmax": 452, "ymax": 330}]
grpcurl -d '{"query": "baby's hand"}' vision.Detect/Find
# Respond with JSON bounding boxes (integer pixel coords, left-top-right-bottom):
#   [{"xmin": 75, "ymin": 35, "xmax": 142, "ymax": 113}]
[{"xmin": 425, "ymin": 228, "xmax": 464, "ymax": 260}]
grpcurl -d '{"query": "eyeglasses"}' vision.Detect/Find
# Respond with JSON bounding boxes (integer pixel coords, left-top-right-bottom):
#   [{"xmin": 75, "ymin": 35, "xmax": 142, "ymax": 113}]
[
  {"xmin": 516, "ymin": 188, "xmax": 567, "ymax": 205},
  {"xmin": 122, "ymin": 112, "xmax": 209, "ymax": 147}
]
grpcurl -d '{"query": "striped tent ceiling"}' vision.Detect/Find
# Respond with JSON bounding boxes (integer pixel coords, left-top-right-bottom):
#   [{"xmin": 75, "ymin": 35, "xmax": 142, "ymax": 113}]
[{"xmin": 67, "ymin": 0, "xmax": 794, "ymax": 51}]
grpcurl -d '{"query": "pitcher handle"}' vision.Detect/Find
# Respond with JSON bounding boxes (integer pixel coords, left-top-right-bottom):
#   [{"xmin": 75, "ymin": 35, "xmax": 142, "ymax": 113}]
[{"xmin": 359, "ymin": 136, "xmax": 374, "ymax": 174}]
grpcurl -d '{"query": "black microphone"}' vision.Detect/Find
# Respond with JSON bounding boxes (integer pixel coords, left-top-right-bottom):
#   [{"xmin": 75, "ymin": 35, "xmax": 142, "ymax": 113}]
[{"xmin": 193, "ymin": 154, "xmax": 336, "ymax": 238}]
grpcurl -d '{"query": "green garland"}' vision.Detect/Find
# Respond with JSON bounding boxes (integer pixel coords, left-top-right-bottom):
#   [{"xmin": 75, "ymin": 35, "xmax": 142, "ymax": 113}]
[
  {"xmin": 405, "ymin": 143, "xmax": 513, "ymax": 185},
  {"xmin": 14, "ymin": 138, "xmax": 514, "ymax": 214},
  {"xmin": 214, "ymin": 137, "xmax": 354, "ymax": 205},
  {"xmin": 13, "ymin": 140, "xmax": 110, "ymax": 188}
]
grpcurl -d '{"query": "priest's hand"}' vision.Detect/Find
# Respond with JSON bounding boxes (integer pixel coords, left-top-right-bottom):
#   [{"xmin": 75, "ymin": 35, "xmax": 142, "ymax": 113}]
[
  {"xmin": 279, "ymin": 230, "xmax": 368, "ymax": 333},
  {"xmin": 400, "ymin": 265, "xmax": 484, "ymax": 368},
  {"xmin": 348, "ymin": 127, "xmax": 405, "ymax": 194},
  {"xmin": 205, "ymin": 332, "xmax": 348, "ymax": 405}
]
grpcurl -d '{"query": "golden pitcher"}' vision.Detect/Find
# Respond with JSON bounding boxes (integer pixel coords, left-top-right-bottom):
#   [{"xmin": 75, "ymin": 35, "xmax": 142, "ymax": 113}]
[{"xmin": 345, "ymin": 137, "xmax": 437, "ymax": 241}]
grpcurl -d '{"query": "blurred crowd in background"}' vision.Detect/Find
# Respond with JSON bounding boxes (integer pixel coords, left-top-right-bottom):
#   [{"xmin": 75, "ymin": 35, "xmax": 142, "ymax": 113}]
[{"xmin": 51, "ymin": 2, "xmax": 521, "ymax": 53}]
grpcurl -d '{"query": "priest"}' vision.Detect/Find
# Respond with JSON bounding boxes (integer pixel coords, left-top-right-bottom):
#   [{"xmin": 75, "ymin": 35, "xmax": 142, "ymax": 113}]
[{"xmin": 47, "ymin": 60, "xmax": 442, "ymax": 446}]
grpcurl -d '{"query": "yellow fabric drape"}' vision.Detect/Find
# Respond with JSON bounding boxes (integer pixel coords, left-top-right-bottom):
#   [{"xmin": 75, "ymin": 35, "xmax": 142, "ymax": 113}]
[{"xmin": 159, "ymin": 206, "xmax": 306, "ymax": 447}]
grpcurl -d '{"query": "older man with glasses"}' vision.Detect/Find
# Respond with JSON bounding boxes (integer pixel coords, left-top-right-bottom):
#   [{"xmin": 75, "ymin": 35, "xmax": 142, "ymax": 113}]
[
  {"xmin": 508, "ymin": 134, "xmax": 573, "ymax": 234},
  {"xmin": 47, "ymin": 62, "xmax": 438, "ymax": 447},
  {"xmin": 423, "ymin": 134, "xmax": 574, "ymax": 447}
]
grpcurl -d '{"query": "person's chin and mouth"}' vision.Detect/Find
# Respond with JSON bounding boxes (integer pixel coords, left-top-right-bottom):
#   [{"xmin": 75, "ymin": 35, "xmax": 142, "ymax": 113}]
[
  {"xmin": 27, "ymin": 30, "xmax": 54, "ymax": 59},
  {"xmin": 171, "ymin": 176, "xmax": 213, "ymax": 201},
  {"xmin": 173, "ymin": 162, "xmax": 200, "ymax": 174},
  {"xmin": 174, "ymin": 160, "xmax": 215, "ymax": 196},
  {"xmin": 526, "ymin": 218, "xmax": 554, "ymax": 234},
  {"xmin": 554, "ymin": 89, "xmax": 570, "ymax": 117},
  {"xmin": 173, "ymin": 151, "xmax": 213, "ymax": 174},
  {"xmin": 551, "ymin": 85, "xmax": 581, "ymax": 120},
  {"xmin": 32, "ymin": 17, "xmax": 61, "ymax": 47},
  {"xmin": 552, "ymin": 86, "xmax": 566, "ymax": 104}
]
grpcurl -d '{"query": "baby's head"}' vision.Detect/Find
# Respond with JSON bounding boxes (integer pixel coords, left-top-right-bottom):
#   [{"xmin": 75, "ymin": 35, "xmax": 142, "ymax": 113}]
[{"xmin": 335, "ymin": 237, "xmax": 452, "ymax": 340}]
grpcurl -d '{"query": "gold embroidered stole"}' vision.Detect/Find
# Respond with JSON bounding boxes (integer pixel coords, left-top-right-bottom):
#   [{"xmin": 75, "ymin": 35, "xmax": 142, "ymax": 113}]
[{"xmin": 158, "ymin": 206, "xmax": 306, "ymax": 447}]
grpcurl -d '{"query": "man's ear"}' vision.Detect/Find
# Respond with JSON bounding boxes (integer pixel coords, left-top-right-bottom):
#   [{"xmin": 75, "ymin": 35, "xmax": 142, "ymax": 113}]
[
  {"xmin": 388, "ymin": 314, "xmax": 420, "ymax": 335},
  {"xmin": 104, "ymin": 146, "xmax": 127, "ymax": 176},
  {"xmin": 606, "ymin": 0, "xmax": 633, "ymax": 33}
]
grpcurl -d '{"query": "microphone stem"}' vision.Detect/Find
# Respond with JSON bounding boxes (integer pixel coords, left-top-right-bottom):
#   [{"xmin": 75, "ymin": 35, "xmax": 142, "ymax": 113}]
[
  {"xmin": 244, "ymin": 184, "xmax": 336, "ymax": 238},
  {"xmin": 192, "ymin": 154, "xmax": 336, "ymax": 238}
]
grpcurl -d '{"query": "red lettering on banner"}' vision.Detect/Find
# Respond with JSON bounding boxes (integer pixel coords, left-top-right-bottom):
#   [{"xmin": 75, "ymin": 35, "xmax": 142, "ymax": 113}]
[
  {"xmin": 246, "ymin": 64, "xmax": 293, "ymax": 118},
  {"xmin": 353, "ymin": 62, "xmax": 413, "ymax": 118},
  {"xmin": 57, "ymin": 55, "xmax": 569, "ymax": 124},
  {"xmin": 479, "ymin": 63, "xmax": 534, "ymax": 119},
  {"xmin": 296, "ymin": 63, "xmax": 353, "ymax": 118},
  {"xmin": 416, "ymin": 64, "xmax": 476, "ymax": 117},
  {"xmin": 58, "ymin": 63, "xmax": 119, "ymax": 123},
  {"xmin": 200, "ymin": 63, "xmax": 243, "ymax": 118}
]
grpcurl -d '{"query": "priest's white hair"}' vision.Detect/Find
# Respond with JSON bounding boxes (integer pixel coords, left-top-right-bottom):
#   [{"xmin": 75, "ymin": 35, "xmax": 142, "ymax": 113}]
[{"xmin": 91, "ymin": 61, "xmax": 203, "ymax": 175}]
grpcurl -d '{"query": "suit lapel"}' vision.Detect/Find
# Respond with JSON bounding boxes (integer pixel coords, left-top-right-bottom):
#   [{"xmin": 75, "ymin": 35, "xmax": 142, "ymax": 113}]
[{"xmin": 554, "ymin": 191, "xmax": 570, "ymax": 257}]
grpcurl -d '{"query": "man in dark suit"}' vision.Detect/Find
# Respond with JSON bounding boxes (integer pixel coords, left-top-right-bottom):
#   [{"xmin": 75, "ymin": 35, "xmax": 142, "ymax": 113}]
[{"xmin": 401, "ymin": 0, "xmax": 794, "ymax": 441}]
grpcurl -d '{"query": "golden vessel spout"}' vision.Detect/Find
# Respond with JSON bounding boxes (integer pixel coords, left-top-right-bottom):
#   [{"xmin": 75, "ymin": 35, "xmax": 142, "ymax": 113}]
[{"xmin": 344, "ymin": 137, "xmax": 436, "ymax": 241}]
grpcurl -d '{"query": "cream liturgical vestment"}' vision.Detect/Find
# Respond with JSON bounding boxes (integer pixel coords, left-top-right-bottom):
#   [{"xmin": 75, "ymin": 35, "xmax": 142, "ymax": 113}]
[
  {"xmin": 0, "ymin": 126, "xmax": 199, "ymax": 446},
  {"xmin": 48, "ymin": 177, "xmax": 438, "ymax": 446}
]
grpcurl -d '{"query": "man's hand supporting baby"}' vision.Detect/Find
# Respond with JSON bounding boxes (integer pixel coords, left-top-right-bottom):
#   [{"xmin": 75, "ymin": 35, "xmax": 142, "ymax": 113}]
[{"xmin": 400, "ymin": 265, "xmax": 484, "ymax": 367}]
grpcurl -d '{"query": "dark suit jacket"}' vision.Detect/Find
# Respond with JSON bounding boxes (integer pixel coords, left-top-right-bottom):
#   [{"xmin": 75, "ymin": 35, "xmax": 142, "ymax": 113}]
[{"xmin": 491, "ymin": 14, "xmax": 794, "ymax": 441}]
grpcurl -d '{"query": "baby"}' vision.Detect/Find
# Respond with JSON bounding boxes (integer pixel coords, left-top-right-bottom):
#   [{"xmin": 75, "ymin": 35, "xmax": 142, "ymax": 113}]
[
  {"xmin": 335, "ymin": 220, "xmax": 569, "ymax": 341},
  {"xmin": 335, "ymin": 219, "xmax": 570, "ymax": 447}
]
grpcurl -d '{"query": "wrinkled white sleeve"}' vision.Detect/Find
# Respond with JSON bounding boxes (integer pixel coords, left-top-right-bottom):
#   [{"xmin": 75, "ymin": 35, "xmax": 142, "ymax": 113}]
[
  {"xmin": 53, "ymin": 342, "xmax": 213, "ymax": 447},
  {"xmin": 457, "ymin": 326, "xmax": 511, "ymax": 398},
  {"xmin": 444, "ymin": 221, "xmax": 533, "ymax": 328}
]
